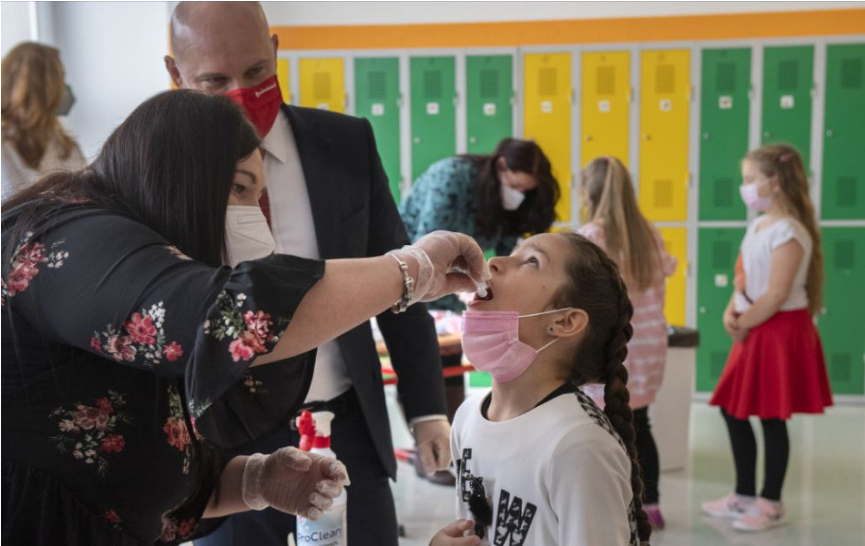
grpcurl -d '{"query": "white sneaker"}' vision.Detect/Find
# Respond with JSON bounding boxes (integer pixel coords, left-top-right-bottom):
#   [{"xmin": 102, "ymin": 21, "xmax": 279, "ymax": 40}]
[
  {"xmin": 733, "ymin": 498, "xmax": 786, "ymax": 532},
  {"xmin": 701, "ymin": 493, "xmax": 756, "ymax": 519}
]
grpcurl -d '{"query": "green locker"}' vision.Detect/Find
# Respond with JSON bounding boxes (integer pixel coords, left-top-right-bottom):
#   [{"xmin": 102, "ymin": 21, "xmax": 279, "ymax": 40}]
[
  {"xmin": 467, "ymin": 55, "xmax": 513, "ymax": 154},
  {"xmin": 818, "ymin": 228, "xmax": 865, "ymax": 395},
  {"xmin": 697, "ymin": 228, "xmax": 746, "ymax": 392},
  {"xmin": 762, "ymin": 46, "xmax": 814, "ymax": 170},
  {"xmin": 699, "ymin": 48, "xmax": 751, "ymax": 221},
  {"xmin": 822, "ymin": 44, "xmax": 865, "ymax": 220},
  {"xmin": 355, "ymin": 58, "xmax": 402, "ymax": 202},
  {"xmin": 410, "ymin": 56, "xmax": 456, "ymax": 181}
]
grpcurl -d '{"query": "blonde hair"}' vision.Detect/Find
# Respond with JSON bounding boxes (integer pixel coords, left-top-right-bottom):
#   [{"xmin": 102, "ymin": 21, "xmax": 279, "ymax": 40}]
[
  {"xmin": 744, "ymin": 144, "xmax": 824, "ymax": 315},
  {"xmin": 1, "ymin": 42, "xmax": 77, "ymax": 169},
  {"xmin": 581, "ymin": 156, "xmax": 660, "ymax": 291}
]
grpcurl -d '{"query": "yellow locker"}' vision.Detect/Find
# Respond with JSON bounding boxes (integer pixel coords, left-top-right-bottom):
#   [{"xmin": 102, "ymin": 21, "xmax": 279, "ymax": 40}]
[
  {"xmin": 524, "ymin": 53, "xmax": 572, "ymax": 223},
  {"xmin": 659, "ymin": 227, "xmax": 687, "ymax": 327},
  {"xmin": 299, "ymin": 58, "xmax": 345, "ymax": 113},
  {"xmin": 277, "ymin": 58, "xmax": 291, "ymax": 104},
  {"xmin": 581, "ymin": 52, "xmax": 630, "ymax": 168},
  {"xmin": 639, "ymin": 50, "xmax": 690, "ymax": 222}
]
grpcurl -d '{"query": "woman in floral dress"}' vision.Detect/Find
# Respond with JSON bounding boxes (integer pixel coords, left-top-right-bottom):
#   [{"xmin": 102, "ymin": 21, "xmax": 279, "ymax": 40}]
[{"xmin": 1, "ymin": 90, "xmax": 487, "ymax": 545}]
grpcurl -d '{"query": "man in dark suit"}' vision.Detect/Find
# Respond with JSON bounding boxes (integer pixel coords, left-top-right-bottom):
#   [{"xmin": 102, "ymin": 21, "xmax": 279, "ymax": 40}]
[{"xmin": 165, "ymin": 3, "xmax": 451, "ymax": 545}]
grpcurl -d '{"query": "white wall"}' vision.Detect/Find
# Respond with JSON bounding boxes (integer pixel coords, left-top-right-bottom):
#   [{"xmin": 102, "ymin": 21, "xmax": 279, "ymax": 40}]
[
  {"xmin": 1, "ymin": 1, "xmax": 35, "ymax": 57},
  {"xmin": 260, "ymin": 1, "xmax": 863, "ymax": 26}
]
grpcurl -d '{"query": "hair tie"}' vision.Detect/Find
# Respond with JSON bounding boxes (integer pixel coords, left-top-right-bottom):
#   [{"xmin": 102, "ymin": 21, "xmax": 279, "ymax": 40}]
[{"xmin": 779, "ymin": 152, "xmax": 794, "ymax": 163}]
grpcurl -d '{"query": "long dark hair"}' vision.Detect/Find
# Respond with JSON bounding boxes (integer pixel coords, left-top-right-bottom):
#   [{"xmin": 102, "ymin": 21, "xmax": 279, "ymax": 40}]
[
  {"xmin": 554, "ymin": 232, "xmax": 652, "ymax": 544},
  {"xmin": 463, "ymin": 138, "xmax": 559, "ymax": 240},
  {"xmin": 2, "ymin": 89, "xmax": 260, "ymax": 267}
]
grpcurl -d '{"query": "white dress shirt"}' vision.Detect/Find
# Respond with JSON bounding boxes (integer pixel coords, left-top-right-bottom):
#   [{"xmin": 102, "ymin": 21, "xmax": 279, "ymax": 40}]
[{"xmin": 261, "ymin": 111, "xmax": 352, "ymax": 403}]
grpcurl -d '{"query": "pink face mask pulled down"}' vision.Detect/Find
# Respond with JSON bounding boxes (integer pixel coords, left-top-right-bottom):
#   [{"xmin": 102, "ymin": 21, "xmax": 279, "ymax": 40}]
[{"xmin": 460, "ymin": 309, "xmax": 571, "ymax": 383}]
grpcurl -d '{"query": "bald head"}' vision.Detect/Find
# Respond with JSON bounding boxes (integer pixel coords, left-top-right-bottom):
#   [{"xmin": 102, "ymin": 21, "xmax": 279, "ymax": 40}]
[{"xmin": 165, "ymin": 1, "xmax": 278, "ymax": 93}]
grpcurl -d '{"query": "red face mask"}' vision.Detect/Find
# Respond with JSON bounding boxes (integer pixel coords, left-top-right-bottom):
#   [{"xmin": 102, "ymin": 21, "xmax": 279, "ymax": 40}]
[{"xmin": 225, "ymin": 74, "xmax": 283, "ymax": 137}]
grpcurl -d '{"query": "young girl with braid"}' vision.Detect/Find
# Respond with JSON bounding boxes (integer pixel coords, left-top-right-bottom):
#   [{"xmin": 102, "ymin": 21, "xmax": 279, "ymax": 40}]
[
  {"xmin": 702, "ymin": 144, "xmax": 832, "ymax": 532},
  {"xmin": 430, "ymin": 232, "xmax": 652, "ymax": 546}
]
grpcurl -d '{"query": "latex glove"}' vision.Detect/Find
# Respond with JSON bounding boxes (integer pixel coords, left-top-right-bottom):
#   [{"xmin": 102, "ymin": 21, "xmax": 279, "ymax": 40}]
[
  {"xmin": 414, "ymin": 419, "xmax": 452, "ymax": 474},
  {"xmin": 429, "ymin": 520, "xmax": 482, "ymax": 546},
  {"xmin": 242, "ymin": 447, "xmax": 350, "ymax": 519},
  {"xmin": 390, "ymin": 231, "xmax": 490, "ymax": 304}
]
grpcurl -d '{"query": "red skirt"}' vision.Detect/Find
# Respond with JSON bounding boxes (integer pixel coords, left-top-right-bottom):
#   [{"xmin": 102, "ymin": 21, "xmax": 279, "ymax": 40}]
[{"xmin": 710, "ymin": 309, "xmax": 833, "ymax": 420}]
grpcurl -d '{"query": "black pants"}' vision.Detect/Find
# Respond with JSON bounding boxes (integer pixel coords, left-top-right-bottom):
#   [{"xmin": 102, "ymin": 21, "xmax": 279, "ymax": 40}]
[
  {"xmin": 632, "ymin": 407, "xmax": 660, "ymax": 505},
  {"xmin": 721, "ymin": 408, "xmax": 789, "ymax": 501},
  {"xmin": 195, "ymin": 389, "xmax": 399, "ymax": 546}
]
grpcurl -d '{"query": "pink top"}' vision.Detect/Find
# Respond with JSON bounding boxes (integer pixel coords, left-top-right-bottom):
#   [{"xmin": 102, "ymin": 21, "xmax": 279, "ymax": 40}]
[{"xmin": 577, "ymin": 222, "xmax": 677, "ymax": 409}]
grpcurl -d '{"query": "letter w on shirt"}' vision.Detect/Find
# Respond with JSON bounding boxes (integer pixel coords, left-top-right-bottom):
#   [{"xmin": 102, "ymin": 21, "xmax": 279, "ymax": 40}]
[{"xmin": 493, "ymin": 489, "xmax": 537, "ymax": 546}]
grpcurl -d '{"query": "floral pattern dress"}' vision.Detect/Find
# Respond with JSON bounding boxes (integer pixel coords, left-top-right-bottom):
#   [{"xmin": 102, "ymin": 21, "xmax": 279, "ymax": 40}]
[
  {"xmin": 399, "ymin": 157, "xmax": 519, "ymax": 311},
  {"xmin": 1, "ymin": 203, "xmax": 325, "ymax": 545}
]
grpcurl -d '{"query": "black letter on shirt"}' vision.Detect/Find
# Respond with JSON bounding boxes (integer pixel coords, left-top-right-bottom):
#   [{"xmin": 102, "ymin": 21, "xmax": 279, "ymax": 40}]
[{"xmin": 493, "ymin": 489, "xmax": 537, "ymax": 546}]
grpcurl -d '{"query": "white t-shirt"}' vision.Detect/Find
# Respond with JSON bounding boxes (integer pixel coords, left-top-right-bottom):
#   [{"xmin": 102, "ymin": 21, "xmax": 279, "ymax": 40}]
[
  {"xmin": 452, "ymin": 387, "xmax": 638, "ymax": 546},
  {"xmin": 734, "ymin": 217, "xmax": 812, "ymax": 314}
]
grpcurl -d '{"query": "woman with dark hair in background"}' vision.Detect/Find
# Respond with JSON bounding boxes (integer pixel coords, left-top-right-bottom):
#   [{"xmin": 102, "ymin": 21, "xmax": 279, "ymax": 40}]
[
  {"xmin": 401, "ymin": 138, "xmax": 560, "ymax": 280},
  {"xmin": 398, "ymin": 138, "xmax": 559, "ymax": 483},
  {"xmin": 1, "ymin": 90, "xmax": 487, "ymax": 545},
  {"xmin": 1, "ymin": 42, "xmax": 85, "ymax": 201}
]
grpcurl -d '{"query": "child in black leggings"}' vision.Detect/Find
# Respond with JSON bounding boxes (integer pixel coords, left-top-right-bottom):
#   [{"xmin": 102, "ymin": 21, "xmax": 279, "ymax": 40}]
[{"xmin": 703, "ymin": 145, "xmax": 832, "ymax": 532}]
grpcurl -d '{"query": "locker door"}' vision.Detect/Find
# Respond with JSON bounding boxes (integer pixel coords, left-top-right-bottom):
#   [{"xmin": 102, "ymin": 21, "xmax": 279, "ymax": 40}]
[
  {"xmin": 700, "ymin": 48, "xmax": 751, "ymax": 221},
  {"xmin": 639, "ymin": 50, "xmax": 691, "ymax": 222},
  {"xmin": 523, "ymin": 53, "xmax": 572, "ymax": 223},
  {"xmin": 761, "ymin": 46, "xmax": 813, "ymax": 169},
  {"xmin": 696, "ymin": 228, "xmax": 746, "ymax": 392},
  {"xmin": 410, "ymin": 56, "xmax": 456, "ymax": 181},
  {"xmin": 299, "ymin": 58, "xmax": 345, "ymax": 113},
  {"xmin": 822, "ymin": 44, "xmax": 865, "ymax": 220},
  {"xmin": 355, "ymin": 58, "xmax": 402, "ymax": 202},
  {"xmin": 467, "ymin": 55, "xmax": 513, "ymax": 154},
  {"xmin": 581, "ymin": 51, "xmax": 630, "ymax": 167},
  {"xmin": 818, "ymin": 228, "xmax": 865, "ymax": 395},
  {"xmin": 277, "ymin": 58, "xmax": 291, "ymax": 104},
  {"xmin": 659, "ymin": 227, "xmax": 687, "ymax": 327}
]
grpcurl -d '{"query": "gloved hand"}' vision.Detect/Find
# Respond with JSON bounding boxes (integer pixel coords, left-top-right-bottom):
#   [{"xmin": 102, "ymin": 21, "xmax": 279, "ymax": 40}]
[
  {"xmin": 242, "ymin": 447, "xmax": 350, "ymax": 519},
  {"xmin": 390, "ymin": 231, "xmax": 490, "ymax": 304},
  {"xmin": 414, "ymin": 419, "xmax": 452, "ymax": 474}
]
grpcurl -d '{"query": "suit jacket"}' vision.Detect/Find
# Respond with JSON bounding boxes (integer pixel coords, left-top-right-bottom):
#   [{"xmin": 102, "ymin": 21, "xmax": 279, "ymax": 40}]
[{"xmin": 280, "ymin": 104, "xmax": 446, "ymax": 478}]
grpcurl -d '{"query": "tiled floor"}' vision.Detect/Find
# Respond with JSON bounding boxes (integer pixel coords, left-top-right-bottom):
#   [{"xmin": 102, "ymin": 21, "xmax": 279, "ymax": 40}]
[{"xmin": 385, "ymin": 387, "xmax": 865, "ymax": 546}]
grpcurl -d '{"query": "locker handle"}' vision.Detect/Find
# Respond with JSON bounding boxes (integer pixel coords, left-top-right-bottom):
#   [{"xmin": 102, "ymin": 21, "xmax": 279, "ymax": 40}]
[{"xmin": 454, "ymin": 91, "xmax": 459, "ymax": 108}]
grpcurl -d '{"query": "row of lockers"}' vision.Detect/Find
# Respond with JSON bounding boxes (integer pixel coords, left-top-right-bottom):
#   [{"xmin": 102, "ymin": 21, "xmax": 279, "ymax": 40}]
[
  {"xmin": 277, "ymin": 42, "xmax": 865, "ymax": 226},
  {"xmin": 277, "ymin": 42, "xmax": 865, "ymax": 396}
]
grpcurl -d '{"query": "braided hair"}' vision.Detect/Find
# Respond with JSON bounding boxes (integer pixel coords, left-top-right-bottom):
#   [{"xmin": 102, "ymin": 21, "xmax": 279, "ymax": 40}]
[{"xmin": 554, "ymin": 232, "xmax": 652, "ymax": 544}]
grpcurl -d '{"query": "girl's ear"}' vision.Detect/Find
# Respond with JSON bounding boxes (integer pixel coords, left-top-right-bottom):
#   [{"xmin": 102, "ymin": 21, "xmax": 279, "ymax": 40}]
[{"xmin": 549, "ymin": 309, "xmax": 588, "ymax": 339}]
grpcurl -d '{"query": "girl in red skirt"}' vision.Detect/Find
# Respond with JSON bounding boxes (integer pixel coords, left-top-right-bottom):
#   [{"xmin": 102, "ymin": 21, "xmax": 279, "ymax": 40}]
[{"xmin": 702, "ymin": 144, "xmax": 833, "ymax": 532}]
